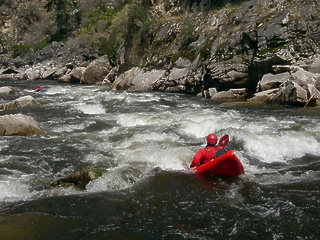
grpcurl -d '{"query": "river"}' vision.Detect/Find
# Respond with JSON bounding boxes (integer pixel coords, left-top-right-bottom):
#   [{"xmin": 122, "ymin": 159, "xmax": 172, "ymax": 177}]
[{"xmin": 0, "ymin": 80, "xmax": 319, "ymax": 239}]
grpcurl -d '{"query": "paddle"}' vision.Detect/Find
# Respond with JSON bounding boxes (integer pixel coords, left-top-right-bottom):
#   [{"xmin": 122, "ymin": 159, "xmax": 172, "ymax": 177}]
[
  {"xmin": 215, "ymin": 134, "xmax": 229, "ymax": 158},
  {"xmin": 218, "ymin": 134, "xmax": 229, "ymax": 147}
]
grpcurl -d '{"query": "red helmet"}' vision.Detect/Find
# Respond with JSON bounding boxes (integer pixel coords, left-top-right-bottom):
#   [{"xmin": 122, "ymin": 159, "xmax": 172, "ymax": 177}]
[
  {"xmin": 206, "ymin": 134, "xmax": 218, "ymax": 145},
  {"xmin": 37, "ymin": 85, "xmax": 40, "ymax": 87}
]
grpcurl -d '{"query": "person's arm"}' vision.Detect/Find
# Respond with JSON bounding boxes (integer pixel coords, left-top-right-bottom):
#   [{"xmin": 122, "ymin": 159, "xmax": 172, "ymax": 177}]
[{"xmin": 190, "ymin": 149, "xmax": 203, "ymax": 168}]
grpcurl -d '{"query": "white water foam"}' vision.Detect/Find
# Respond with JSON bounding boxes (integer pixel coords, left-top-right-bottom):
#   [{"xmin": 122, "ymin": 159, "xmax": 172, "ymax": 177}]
[
  {"xmin": 74, "ymin": 103, "xmax": 106, "ymax": 115},
  {"xmin": 0, "ymin": 179, "xmax": 33, "ymax": 202}
]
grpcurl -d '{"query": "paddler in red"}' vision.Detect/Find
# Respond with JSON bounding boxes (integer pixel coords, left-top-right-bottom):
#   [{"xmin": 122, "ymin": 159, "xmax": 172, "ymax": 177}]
[
  {"xmin": 35, "ymin": 85, "xmax": 43, "ymax": 92},
  {"xmin": 190, "ymin": 134, "xmax": 223, "ymax": 168}
]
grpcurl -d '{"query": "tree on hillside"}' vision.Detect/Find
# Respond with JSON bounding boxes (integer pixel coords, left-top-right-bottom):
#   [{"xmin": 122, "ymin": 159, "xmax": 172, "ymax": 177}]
[
  {"xmin": 0, "ymin": 33, "xmax": 7, "ymax": 53},
  {"xmin": 44, "ymin": 0, "xmax": 81, "ymax": 41}
]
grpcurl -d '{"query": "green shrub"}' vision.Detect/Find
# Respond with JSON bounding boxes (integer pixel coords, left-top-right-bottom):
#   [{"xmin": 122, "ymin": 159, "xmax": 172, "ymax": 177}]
[
  {"xmin": 11, "ymin": 44, "xmax": 31, "ymax": 58},
  {"xmin": 33, "ymin": 37, "xmax": 51, "ymax": 52},
  {"xmin": 170, "ymin": 52, "xmax": 196, "ymax": 63},
  {"xmin": 199, "ymin": 46, "xmax": 211, "ymax": 61},
  {"xmin": 84, "ymin": 5, "xmax": 116, "ymax": 31},
  {"xmin": 97, "ymin": 37, "xmax": 117, "ymax": 62}
]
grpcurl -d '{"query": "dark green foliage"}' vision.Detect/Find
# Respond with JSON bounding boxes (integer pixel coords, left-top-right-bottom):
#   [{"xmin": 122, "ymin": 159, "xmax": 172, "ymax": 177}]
[
  {"xmin": 179, "ymin": 18, "xmax": 197, "ymax": 50},
  {"xmin": 97, "ymin": 37, "xmax": 117, "ymax": 63},
  {"xmin": 85, "ymin": 5, "xmax": 116, "ymax": 31},
  {"xmin": 33, "ymin": 37, "xmax": 51, "ymax": 52},
  {"xmin": 0, "ymin": 0, "xmax": 11, "ymax": 6},
  {"xmin": 0, "ymin": 33, "xmax": 6, "ymax": 52},
  {"xmin": 124, "ymin": 5, "xmax": 149, "ymax": 41},
  {"xmin": 188, "ymin": 0, "xmax": 249, "ymax": 11},
  {"xmin": 200, "ymin": 46, "xmax": 211, "ymax": 60},
  {"xmin": 44, "ymin": 0, "xmax": 80, "ymax": 41},
  {"xmin": 11, "ymin": 44, "xmax": 31, "ymax": 58}
]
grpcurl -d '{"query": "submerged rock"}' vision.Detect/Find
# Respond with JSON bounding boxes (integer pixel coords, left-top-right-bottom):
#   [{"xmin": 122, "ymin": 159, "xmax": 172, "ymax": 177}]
[{"xmin": 49, "ymin": 168, "xmax": 105, "ymax": 190}]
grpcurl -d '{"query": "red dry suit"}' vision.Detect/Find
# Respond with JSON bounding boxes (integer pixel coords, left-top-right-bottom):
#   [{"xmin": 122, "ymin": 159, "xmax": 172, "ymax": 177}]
[
  {"xmin": 190, "ymin": 145, "xmax": 223, "ymax": 168},
  {"xmin": 35, "ymin": 86, "xmax": 43, "ymax": 92}
]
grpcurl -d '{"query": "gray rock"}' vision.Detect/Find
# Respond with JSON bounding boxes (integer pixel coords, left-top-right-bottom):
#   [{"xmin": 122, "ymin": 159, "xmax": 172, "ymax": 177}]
[
  {"xmin": 0, "ymin": 86, "xmax": 19, "ymax": 95},
  {"xmin": 309, "ymin": 56, "xmax": 320, "ymax": 73},
  {"xmin": 111, "ymin": 67, "xmax": 166, "ymax": 91},
  {"xmin": 173, "ymin": 57, "xmax": 192, "ymax": 68},
  {"xmin": 291, "ymin": 69, "xmax": 318, "ymax": 86},
  {"xmin": 49, "ymin": 168, "xmax": 105, "ymax": 190},
  {"xmin": 0, "ymin": 95, "xmax": 41, "ymax": 111},
  {"xmin": 80, "ymin": 56, "xmax": 112, "ymax": 84},
  {"xmin": 259, "ymin": 72, "xmax": 291, "ymax": 91},
  {"xmin": 211, "ymin": 90, "xmax": 235, "ymax": 100},
  {"xmin": 305, "ymin": 84, "xmax": 320, "ymax": 106},
  {"xmin": 202, "ymin": 88, "xmax": 218, "ymax": 98},
  {"xmin": 0, "ymin": 114, "xmax": 44, "ymax": 136},
  {"xmin": 248, "ymin": 89, "xmax": 280, "ymax": 104},
  {"xmin": 58, "ymin": 67, "xmax": 86, "ymax": 83},
  {"xmin": 270, "ymin": 81, "xmax": 308, "ymax": 106}
]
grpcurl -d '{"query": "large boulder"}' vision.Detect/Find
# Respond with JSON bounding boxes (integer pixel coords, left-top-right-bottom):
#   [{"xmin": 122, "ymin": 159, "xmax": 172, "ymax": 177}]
[
  {"xmin": 151, "ymin": 57, "xmax": 204, "ymax": 94},
  {"xmin": 309, "ymin": 56, "xmax": 320, "ymax": 74},
  {"xmin": 24, "ymin": 63, "xmax": 68, "ymax": 81},
  {"xmin": 248, "ymin": 89, "xmax": 280, "ymax": 104},
  {"xmin": 291, "ymin": 69, "xmax": 319, "ymax": 86},
  {"xmin": 211, "ymin": 88, "xmax": 247, "ymax": 100},
  {"xmin": 0, "ymin": 114, "xmax": 44, "ymax": 136},
  {"xmin": 111, "ymin": 67, "xmax": 166, "ymax": 91},
  {"xmin": 259, "ymin": 72, "xmax": 291, "ymax": 91},
  {"xmin": 270, "ymin": 81, "xmax": 308, "ymax": 106},
  {"xmin": 0, "ymin": 86, "xmax": 19, "ymax": 96},
  {"xmin": 0, "ymin": 95, "xmax": 41, "ymax": 111},
  {"xmin": 80, "ymin": 56, "xmax": 113, "ymax": 84},
  {"xmin": 58, "ymin": 67, "xmax": 86, "ymax": 83}
]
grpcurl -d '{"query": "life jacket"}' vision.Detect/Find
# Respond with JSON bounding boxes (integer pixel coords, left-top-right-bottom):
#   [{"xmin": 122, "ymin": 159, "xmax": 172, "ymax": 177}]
[{"xmin": 190, "ymin": 145, "xmax": 222, "ymax": 167}]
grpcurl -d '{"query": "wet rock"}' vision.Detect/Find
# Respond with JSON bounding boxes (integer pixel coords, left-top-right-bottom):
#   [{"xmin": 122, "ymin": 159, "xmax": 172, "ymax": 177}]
[
  {"xmin": 0, "ymin": 95, "xmax": 41, "ymax": 111},
  {"xmin": 0, "ymin": 86, "xmax": 19, "ymax": 96},
  {"xmin": 49, "ymin": 168, "xmax": 105, "ymax": 190},
  {"xmin": 0, "ymin": 114, "xmax": 44, "ymax": 136}
]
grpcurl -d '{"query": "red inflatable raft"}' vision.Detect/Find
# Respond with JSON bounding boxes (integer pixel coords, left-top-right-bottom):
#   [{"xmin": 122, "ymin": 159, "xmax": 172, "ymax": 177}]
[{"xmin": 193, "ymin": 150, "xmax": 244, "ymax": 177}]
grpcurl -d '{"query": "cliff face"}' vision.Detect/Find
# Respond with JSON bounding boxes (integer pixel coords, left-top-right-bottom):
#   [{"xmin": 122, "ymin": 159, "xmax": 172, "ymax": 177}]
[{"xmin": 1, "ymin": 0, "xmax": 320, "ymax": 106}]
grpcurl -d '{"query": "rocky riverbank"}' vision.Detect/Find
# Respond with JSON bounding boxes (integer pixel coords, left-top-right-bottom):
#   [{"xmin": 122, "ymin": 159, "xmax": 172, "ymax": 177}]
[{"xmin": 1, "ymin": 0, "xmax": 320, "ymax": 107}]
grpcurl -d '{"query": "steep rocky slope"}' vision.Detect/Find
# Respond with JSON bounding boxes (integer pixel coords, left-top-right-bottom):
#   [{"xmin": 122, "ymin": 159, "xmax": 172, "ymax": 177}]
[{"xmin": 1, "ymin": 0, "xmax": 320, "ymax": 106}]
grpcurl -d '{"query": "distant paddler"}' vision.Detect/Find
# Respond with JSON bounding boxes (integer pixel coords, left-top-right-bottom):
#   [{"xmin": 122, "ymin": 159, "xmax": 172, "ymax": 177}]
[{"xmin": 35, "ymin": 85, "xmax": 45, "ymax": 92}]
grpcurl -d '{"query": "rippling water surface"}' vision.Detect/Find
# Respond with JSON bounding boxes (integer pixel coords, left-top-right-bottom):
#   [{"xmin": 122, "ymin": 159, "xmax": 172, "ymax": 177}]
[{"xmin": 1, "ymin": 80, "xmax": 320, "ymax": 239}]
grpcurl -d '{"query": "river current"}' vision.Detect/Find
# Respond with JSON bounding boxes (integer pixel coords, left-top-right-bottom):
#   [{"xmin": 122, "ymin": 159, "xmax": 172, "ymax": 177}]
[{"xmin": 0, "ymin": 80, "xmax": 319, "ymax": 239}]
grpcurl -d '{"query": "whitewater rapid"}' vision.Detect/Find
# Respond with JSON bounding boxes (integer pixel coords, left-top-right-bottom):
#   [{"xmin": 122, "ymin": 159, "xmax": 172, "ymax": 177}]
[{"xmin": 1, "ymin": 81, "xmax": 320, "ymax": 203}]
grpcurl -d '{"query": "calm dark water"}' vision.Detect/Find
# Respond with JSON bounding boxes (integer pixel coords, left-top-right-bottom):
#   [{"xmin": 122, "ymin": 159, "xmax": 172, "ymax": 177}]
[{"xmin": 0, "ymin": 80, "xmax": 319, "ymax": 239}]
